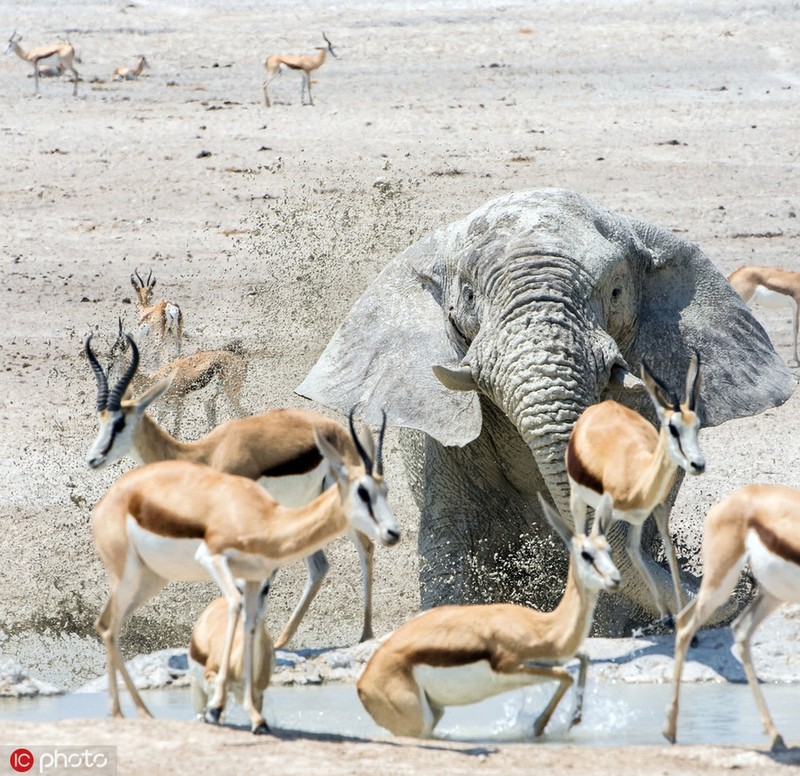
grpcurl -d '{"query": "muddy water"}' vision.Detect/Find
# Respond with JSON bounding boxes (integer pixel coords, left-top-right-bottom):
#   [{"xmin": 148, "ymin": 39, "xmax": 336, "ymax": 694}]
[{"xmin": 0, "ymin": 680, "xmax": 796, "ymax": 747}]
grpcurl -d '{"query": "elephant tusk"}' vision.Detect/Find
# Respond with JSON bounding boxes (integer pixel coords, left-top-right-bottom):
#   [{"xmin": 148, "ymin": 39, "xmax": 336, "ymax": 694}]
[
  {"xmin": 608, "ymin": 364, "xmax": 646, "ymax": 393},
  {"xmin": 432, "ymin": 364, "xmax": 479, "ymax": 392}
]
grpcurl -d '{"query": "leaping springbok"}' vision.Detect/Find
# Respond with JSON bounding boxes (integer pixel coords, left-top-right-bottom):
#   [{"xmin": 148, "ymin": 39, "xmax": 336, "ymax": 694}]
[
  {"xmin": 5, "ymin": 30, "xmax": 79, "ymax": 96},
  {"xmin": 664, "ymin": 484, "xmax": 800, "ymax": 751},
  {"xmin": 91, "ymin": 410, "xmax": 400, "ymax": 733},
  {"xmin": 357, "ymin": 494, "xmax": 620, "ymax": 739},
  {"xmin": 85, "ymin": 333, "xmax": 383, "ymax": 648},
  {"xmin": 728, "ymin": 266, "xmax": 800, "ymax": 366},
  {"xmin": 263, "ymin": 32, "xmax": 337, "ymax": 108},
  {"xmin": 130, "ymin": 268, "xmax": 183, "ymax": 367},
  {"xmin": 566, "ymin": 354, "xmax": 705, "ymax": 625}
]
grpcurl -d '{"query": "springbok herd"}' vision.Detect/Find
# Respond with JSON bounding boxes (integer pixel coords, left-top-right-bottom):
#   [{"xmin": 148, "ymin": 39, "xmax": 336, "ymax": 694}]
[
  {"xmin": 9, "ymin": 24, "xmax": 799, "ymax": 751},
  {"xmin": 4, "ymin": 29, "xmax": 337, "ymax": 107},
  {"xmin": 77, "ymin": 258, "xmax": 800, "ymax": 750}
]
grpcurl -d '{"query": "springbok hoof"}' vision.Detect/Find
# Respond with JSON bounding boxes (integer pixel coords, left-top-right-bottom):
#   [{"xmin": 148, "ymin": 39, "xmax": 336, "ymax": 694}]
[
  {"xmin": 771, "ymin": 734, "xmax": 787, "ymax": 752},
  {"xmin": 252, "ymin": 721, "xmax": 270, "ymax": 735},
  {"xmin": 204, "ymin": 707, "xmax": 222, "ymax": 725},
  {"xmin": 659, "ymin": 614, "xmax": 675, "ymax": 630}
]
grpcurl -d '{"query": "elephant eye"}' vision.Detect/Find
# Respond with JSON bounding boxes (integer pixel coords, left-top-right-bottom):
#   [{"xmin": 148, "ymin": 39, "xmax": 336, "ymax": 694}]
[
  {"xmin": 611, "ymin": 287, "xmax": 622, "ymax": 301},
  {"xmin": 462, "ymin": 285, "xmax": 475, "ymax": 305}
]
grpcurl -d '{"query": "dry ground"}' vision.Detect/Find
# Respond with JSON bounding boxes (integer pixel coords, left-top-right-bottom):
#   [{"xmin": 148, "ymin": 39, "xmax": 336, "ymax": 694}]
[{"xmin": 1, "ymin": 0, "xmax": 799, "ymax": 772}]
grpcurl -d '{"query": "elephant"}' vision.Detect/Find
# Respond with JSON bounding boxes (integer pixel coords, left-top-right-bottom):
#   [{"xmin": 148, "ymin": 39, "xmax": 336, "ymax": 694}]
[{"xmin": 297, "ymin": 188, "xmax": 795, "ymax": 635}]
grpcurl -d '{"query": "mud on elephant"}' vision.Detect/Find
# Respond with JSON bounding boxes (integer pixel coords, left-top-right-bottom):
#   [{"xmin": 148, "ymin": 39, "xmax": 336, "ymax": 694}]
[{"xmin": 298, "ymin": 188, "xmax": 794, "ymax": 635}]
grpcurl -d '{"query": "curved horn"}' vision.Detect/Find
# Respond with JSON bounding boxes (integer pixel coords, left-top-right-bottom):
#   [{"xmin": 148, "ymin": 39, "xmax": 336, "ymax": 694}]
[
  {"xmin": 107, "ymin": 334, "xmax": 139, "ymax": 410},
  {"xmin": 374, "ymin": 409, "xmax": 387, "ymax": 476},
  {"xmin": 146, "ymin": 269, "xmax": 154, "ymax": 288},
  {"xmin": 348, "ymin": 407, "xmax": 374, "ymax": 474},
  {"xmin": 85, "ymin": 334, "xmax": 109, "ymax": 412},
  {"xmin": 131, "ymin": 268, "xmax": 144, "ymax": 289}
]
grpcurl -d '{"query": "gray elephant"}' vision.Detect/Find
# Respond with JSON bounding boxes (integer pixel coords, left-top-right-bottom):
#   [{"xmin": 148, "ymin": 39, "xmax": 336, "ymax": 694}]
[{"xmin": 297, "ymin": 188, "xmax": 794, "ymax": 634}]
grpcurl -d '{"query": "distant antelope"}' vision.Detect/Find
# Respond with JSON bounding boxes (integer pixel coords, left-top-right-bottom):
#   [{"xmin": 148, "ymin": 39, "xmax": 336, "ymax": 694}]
[
  {"xmin": 728, "ymin": 266, "xmax": 800, "ymax": 365},
  {"xmin": 664, "ymin": 484, "xmax": 800, "ymax": 751},
  {"xmin": 357, "ymin": 494, "xmax": 620, "ymax": 739},
  {"xmin": 130, "ymin": 268, "xmax": 183, "ymax": 366},
  {"xmin": 5, "ymin": 29, "xmax": 79, "ymax": 95},
  {"xmin": 263, "ymin": 32, "xmax": 337, "ymax": 108},
  {"xmin": 567, "ymin": 354, "xmax": 705, "ymax": 624},
  {"xmin": 189, "ymin": 585, "xmax": 275, "ymax": 721},
  {"xmin": 91, "ymin": 419, "xmax": 400, "ymax": 732},
  {"xmin": 113, "ymin": 55, "xmax": 148, "ymax": 81},
  {"xmin": 86, "ymin": 333, "xmax": 386, "ymax": 649},
  {"xmin": 108, "ymin": 322, "xmax": 247, "ymax": 430}
]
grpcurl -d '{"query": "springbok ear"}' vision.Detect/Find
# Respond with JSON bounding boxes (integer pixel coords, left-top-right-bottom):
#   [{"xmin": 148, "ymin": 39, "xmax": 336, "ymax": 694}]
[
  {"xmin": 590, "ymin": 493, "xmax": 614, "ymax": 537},
  {"xmin": 313, "ymin": 427, "xmax": 347, "ymax": 482},
  {"xmin": 537, "ymin": 492, "xmax": 572, "ymax": 548},
  {"xmin": 132, "ymin": 375, "xmax": 172, "ymax": 414},
  {"xmin": 628, "ymin": 218, "xmax": 794, "ymax": 426},
  {"xmin": 640, "ymin": 359, "xmax": 676, "ymax": 413},
  {"xmin": 297, "ymin": 232, "xmax": 482, "ymax": 446}
]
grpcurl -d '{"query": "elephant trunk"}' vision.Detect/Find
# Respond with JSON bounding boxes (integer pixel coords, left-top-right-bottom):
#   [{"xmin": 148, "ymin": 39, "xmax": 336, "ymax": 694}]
[{"xmin": 476, "ymin": 273, "xmax": 600, "ymax": 523}]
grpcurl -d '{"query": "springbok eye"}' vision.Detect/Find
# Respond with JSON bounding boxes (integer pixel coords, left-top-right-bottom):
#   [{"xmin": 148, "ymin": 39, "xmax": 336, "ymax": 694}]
[
  {"xmin": 112, "ymin": 416, "xmax": 126, "ymax": 434},
  {"xmin": 669, "ymin": 424, "xmax": 680, "ymax": 439},
  {"xmin": 580, "ymin": 550, "xmax": 593, "ymax": 563},
  {"xmin": 357, "ymin": 484, "xmax": 371, "ymax": 503}
]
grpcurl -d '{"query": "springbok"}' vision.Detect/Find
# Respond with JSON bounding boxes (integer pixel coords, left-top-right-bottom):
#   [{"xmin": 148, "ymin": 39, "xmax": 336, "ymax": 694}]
[
  {"xmin": 130, "ymin": 268, "xmax": 183, "ymax": 366},
  {"xmin": 86, "ymin": 333, "xmax": 382, "ymax": 648},
  {"xmin": 357, "ymin": 494, "xmax": 620, "ymax": 739},
  {"xmin": 113, "ymin": 55, "xmax": 148, "ymax": 81},
  {"xmin": 263, "ymin": 32, "xmax": 337, "ymax": 108},
  {"xmin": 189, "ymin": 584, "xmax": 275, "ymax": 721},
  {"xmin": 566, "ymin": 354, "xmax": 705, "ymax": 624},
  {"xmin": 92, "ymin": 416, "xmax": 400, "ymax": 733},
  {"xmin": 107, "ymin": 323, "xmax": 247, "ymax": 430},
  {"xmin": 728, "ymin": 266, "xmax": 800, "ymax": 366},
  {"xmin": 663, "ymin": 484, "xmax": 800, "ymax": 751},
  {"xmin": 5, "ymin": 30, "xmax": 79, "ymax": 95}
]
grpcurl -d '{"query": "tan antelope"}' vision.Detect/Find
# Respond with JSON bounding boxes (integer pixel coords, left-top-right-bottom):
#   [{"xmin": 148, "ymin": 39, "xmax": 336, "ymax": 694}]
[
  {"xmin": 130, "ymin": 269, "xmax": 183, "ymax": 366},
  {"xmin": 357, "ymin": 494, "xmax": 620, "ymax": 739},
  {"xmin": 263, "ymin": 32, "xmax": 337, "ymax": 108},
  {"xmin": 728, "ymin": 266, "xmax": 800, "ymax": 366},
  {"xmin": 86, "ymin": 333, "xmax": 382, "ymax": 648},
  {"xmin": 107, "ymin": 322, "xmax": 247, "ymax": 430},
  {"xmin": 5, "ymin": 30, "xmax": 79, "ymax": 95},
  {"xmin": 91, "ymin": 418, "xmax": 400, "ymax": 733},
  {"xmin": 663, "ymin": 484, "xmax": 800, "ymax": 751},
  {"xmin": 566, "ymin": 354, "xmax": 705, "ymax": 624},
  {"xmin": 113, "ymin": 55, "xmax": 148, "ymax": 81},
  {"xmin": 189, "ymin": 584, "xmax": 275, "ymax": 721}
]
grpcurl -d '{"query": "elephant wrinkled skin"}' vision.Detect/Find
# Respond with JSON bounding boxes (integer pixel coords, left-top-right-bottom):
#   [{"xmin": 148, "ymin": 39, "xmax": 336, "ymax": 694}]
[{"xmin": 297, "ymin": 188, "xmax": 794, "ymax": 635}]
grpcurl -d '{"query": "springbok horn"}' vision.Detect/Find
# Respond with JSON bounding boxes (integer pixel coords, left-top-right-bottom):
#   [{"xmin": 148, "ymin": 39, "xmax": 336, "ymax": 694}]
[
  {"xmin": 131, "ymin": 268, "xmax": 144, "ymax": 288},
  {"xmin": 348, "ymin": 407, "xmax": 374, "ymax": 474},
  {"xmin": 375, "ymin": 410, "xmax": 387, "ymax": 477},
  {"xmin": 685, "ymin": 350, "xmax": 702, "ymax": 412},
  {"xmin": 146, "ymin": 269, "xmax": 154, "ymax": 288},
  {"xmin": 85, "ymin": 335, "xmax": 109, "ymax": 412},
  {"xmin": 107, "ymin": 335, "xmax": 139, "ymax": 410}
]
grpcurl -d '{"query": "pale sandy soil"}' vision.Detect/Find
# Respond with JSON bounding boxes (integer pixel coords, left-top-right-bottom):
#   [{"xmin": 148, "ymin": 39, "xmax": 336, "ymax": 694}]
[{"xmin": 1, "ymin": 0, "xmax": 799, "ymax": 771}]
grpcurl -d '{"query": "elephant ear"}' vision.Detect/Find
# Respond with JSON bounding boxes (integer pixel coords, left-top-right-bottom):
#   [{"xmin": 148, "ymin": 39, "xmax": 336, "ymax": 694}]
[
  {"xmin": 628, "ymin": 218, "xmax": 795, "ymax": 427},
  {"xmin": 296, "ymin": 233, "xmax": 482, "ymax": 446}
]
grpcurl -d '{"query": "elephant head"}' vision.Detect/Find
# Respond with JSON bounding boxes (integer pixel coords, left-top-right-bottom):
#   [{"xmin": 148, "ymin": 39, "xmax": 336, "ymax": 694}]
[{"xmin": 297, "ymin": 189, "xmax": 794, "ymax": 623}]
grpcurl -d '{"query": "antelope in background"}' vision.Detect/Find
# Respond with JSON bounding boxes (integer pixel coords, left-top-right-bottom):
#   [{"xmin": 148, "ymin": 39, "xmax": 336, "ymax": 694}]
[
  {"xmin": 728, "ymin": 266, "xmax": 800, "ymax": 366},
  {"xmin": 357, "ymin": 494, "xmax": 620, "ymax": 739},
  {"xmin": 91, "ymin": 419, "xmax": 400, "ymax": 733},
  {"xmin": 5, "ymin": 29, "xmax": 79, "ymax": 95},
  {"xmin": 107, "ymin": 321, "xmax": 247, "ymax": 431},
  {"xmin": 86, "ymin": 333, "xmax": 387, "ymax": 649},
  {"xmin": 263, "ymin": 32, "xmax": 337, "ymax": 108},
  {"xmin": 566, "ymin": 354, "xmax": 705, "ymax": 626},
  {"xmin": 663, "ymin": 484, "xmax": 800, "ymax": 751},
  {"xmin": 113, "ymin": 55, "xmax": 149, "ymax": 81},
  {"xmin": 130, "ymin": 268, "xmax": 183, "ymax": 367}
]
